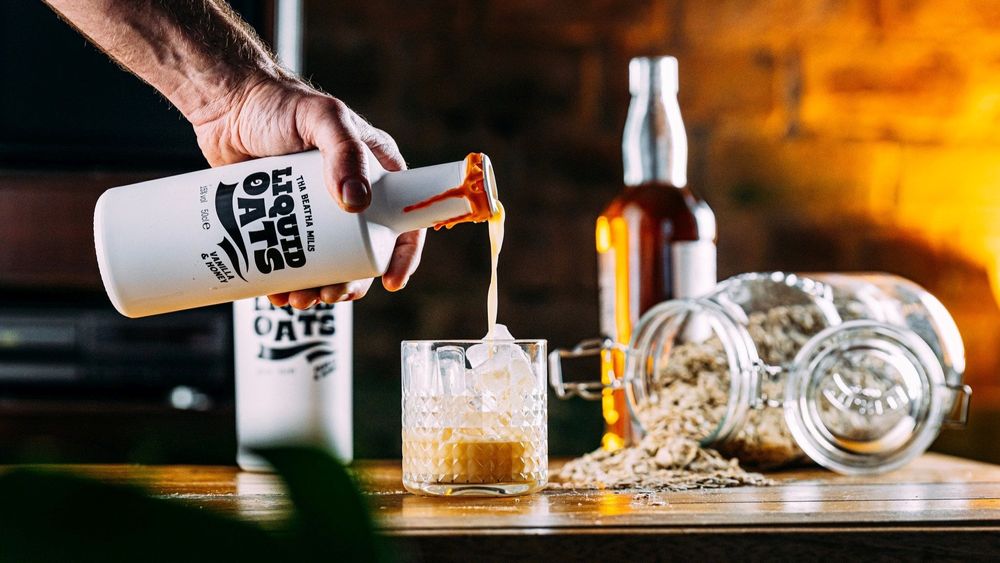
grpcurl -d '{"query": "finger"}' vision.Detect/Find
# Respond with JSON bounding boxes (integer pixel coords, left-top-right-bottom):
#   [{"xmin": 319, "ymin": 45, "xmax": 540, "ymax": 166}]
[
  {"xmin": 327, "ymin": 136, "xmax": 372, "ymax": 213},
  {"xmin": 343, "ymin": 278, "xmax": 374, "ymax": 301},
  {"xmin": 354, "ymin": 119, "xmax": 406, "ymax": 172},
  {"xmin": 319, "ymin": 283, "xmax": 351, "ymax": 304},
  {"xmin": 303, "ymin": 98, "xmax": 373, "ymax": 213},
  {"xmin": 382, "ymin": 229, "xmax": 426, "ymax": 291},
  {"xmin": 287, "ymin": 288, "xmax": 320, "ymax": 309},
  {"xmin": 268, "ymin": 293, "xmax": 290, "ymax": 307}
]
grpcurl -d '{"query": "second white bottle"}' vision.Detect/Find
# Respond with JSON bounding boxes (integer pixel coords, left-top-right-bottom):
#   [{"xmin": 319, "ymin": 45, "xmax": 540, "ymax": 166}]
[{"xmin": 234, "ymin": 296, "xmax": 353, "ymax": 471}]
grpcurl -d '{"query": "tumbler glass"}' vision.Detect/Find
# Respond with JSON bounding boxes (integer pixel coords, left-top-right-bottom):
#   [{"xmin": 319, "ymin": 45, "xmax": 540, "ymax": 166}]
[{"xmin": 401, "ymin": 339, "xmax": 548, "ymax": 496}]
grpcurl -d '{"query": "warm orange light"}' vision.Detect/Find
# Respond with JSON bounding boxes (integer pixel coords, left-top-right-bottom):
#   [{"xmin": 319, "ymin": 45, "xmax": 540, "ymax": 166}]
[
  {"xmin": 601, "ymin": 392, "xmax": 620, "ymax": 425},
  {"xmin": 600, "ymin": 347, "xmax": 622, "ymax": 446},
  {"xmin": 593, "ymin": 216, "xmax": 633, "ymax": 451},
  {"xmin": 883, "ymin": 150, "xmax": 1000, "ymax": 308},
  {"xmin": 601, "ymin": 432, "xmax": 625, "ymax": 452},
  {"xmin": 596, "ymin": 491, "xmax": 632, "ymax": 516},
  {"xmin": 595, "ymin": 216, "xmax": 611, "ymax": 253},
  {"xmin": 611, "ymin": 217, "xmax": 630, "ymax": 343}
]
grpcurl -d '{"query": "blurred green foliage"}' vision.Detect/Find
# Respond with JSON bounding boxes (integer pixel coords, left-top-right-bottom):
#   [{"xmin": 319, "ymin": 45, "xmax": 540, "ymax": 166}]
[{"xmin": 0, "ymin": 447, "xmax": 392, "ymax": 563}]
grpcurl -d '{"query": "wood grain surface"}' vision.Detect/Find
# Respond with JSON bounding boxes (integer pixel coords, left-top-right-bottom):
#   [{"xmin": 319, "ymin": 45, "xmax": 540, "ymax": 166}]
[{"xmin": 9, "ymin": 454, "xmax": 1000, "ymax": 561}]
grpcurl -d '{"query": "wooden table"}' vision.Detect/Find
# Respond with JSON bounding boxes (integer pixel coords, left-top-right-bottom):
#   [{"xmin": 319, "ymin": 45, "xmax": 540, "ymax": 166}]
[{"xmin": 25, "ymin": 454, "xmax": 1000, "ymax": 561}]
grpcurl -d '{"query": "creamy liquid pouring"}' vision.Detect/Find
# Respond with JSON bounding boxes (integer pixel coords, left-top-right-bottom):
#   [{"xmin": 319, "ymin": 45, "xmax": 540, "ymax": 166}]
[
  {"xmin": 486, "ymin": 202, "xmax": 505, "ymax": 339},
  {"xmin": 401, "ymin": 152, "xmax": 502, "ymax": 337}
]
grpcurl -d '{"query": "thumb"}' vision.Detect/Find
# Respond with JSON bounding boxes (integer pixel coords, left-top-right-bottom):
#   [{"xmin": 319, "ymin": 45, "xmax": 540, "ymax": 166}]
[
  {"xmin": 324, "ymin": 137, "xmax": 372, "ymax": 213},
  {"xmin": 304, "ymin": 97, "xmax": 375, "ymax": 213}
]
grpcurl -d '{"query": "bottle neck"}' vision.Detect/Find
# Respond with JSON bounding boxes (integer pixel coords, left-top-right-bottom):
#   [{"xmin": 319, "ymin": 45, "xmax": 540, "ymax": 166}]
[
  {"xmin": 365, "ymin": 153, "xmax": 499, "ymax": 233},
  {"xmin": 622, "ymin": 89, "xmax": 688, "ymax": 188}
]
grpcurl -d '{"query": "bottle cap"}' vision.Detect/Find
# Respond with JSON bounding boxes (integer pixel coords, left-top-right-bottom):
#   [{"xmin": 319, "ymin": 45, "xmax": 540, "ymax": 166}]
[
  {"xmin": 629, "ymin": 56, "xmax": 679, "ymax": 95},
  {"xmin": 481, "ymin": 153, "xmax": 500, "ymax": 217},
  {"xmin": 439, "ymin": 153, "xmax": 499, "ymax": 228}
]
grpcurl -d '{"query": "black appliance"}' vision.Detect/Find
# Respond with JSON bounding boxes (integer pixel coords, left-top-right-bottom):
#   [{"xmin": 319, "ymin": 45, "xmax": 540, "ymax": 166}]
[{"xmin": 0, "ymin": 305, "xmax": 231, "ymax": 402}]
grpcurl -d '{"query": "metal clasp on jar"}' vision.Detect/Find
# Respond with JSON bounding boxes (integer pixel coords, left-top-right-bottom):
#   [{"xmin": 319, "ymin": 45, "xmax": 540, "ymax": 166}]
[
  {"xmin": 750, "ymin": 361, "xmax": 784, "ymax": 410},
  {"xmin": 548, "ymin": 337, "xmax": 630, "ymax": 400},
  {"xmin": 943, "ymin": 383, "xmax": 973, "ymax": 428}
]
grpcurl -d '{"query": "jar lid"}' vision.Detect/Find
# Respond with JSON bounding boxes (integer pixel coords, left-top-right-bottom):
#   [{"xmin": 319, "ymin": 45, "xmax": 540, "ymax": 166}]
[{"xmin": 784, "ymin": 320, "xmax": 947, "ymax": 474}]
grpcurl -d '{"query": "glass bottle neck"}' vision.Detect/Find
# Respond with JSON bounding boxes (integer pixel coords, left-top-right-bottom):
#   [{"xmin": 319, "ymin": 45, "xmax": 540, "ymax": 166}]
[{"xmin": 622, "ymin": 90, "xmax": 688, "ymax": 188}]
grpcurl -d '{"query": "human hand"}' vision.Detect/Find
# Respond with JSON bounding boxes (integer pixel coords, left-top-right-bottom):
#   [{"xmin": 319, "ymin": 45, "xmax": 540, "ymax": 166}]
[{"xmin": 189, "ymin": 76, "xmax": 425, "ymax": 309}]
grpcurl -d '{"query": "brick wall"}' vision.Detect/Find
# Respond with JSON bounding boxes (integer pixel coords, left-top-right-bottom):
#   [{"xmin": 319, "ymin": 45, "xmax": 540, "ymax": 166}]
[{"xmin": 305, "ymin": 0, "xmax": 1000, "ymax": 461}]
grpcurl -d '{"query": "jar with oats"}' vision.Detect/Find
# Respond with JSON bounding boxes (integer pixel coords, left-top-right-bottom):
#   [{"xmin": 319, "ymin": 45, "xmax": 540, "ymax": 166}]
[{"xmin": 551, "ymin": 272, "xmax": 972, "ymax": 474}]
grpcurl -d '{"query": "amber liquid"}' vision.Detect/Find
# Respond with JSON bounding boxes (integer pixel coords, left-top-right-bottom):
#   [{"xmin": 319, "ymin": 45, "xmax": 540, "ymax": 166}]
[
  {"xmin": 402, "ymin": 427, "xmax": 546, "ymax": 493},
  {"xmin": 596, "ymin": 181, "xmax": 712, "ymax": 450}
]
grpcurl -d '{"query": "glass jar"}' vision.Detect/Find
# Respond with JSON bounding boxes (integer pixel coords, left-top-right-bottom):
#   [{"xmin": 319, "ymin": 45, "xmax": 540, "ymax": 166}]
[{"xmin": 551, "ymin": 272, "xmax": 972, "ymax": 474}]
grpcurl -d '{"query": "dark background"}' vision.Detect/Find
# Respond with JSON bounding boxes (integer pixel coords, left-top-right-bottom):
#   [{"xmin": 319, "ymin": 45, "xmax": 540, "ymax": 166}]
[
  {"xmin": 1, "ymin": 0, "xmax": 998, "ymax": 464},
  {"xmin": 312, "ymin": 0, "xmax": 1000, "ymax": 462}
]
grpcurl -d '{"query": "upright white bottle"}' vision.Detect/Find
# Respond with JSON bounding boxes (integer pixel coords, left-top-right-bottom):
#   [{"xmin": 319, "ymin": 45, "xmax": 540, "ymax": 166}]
[
  {"xmin": 94, "ymin": 150, "xmax": 499, "ymax": 318},
  {"xmin": 234, "ymin": 296, "xmax": 352, "ymax": 469}
]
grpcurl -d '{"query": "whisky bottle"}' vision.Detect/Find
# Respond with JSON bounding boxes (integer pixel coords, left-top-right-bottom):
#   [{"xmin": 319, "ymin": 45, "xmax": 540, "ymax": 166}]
[{"xmin": 596, "ymin": 56, "xmax": 717, "ymax": 449}]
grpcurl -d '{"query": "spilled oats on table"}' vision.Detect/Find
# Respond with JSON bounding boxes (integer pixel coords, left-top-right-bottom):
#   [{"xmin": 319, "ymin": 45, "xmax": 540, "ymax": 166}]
[{"xmin": 553, "ymin": 304, "xmax": 830, "ymax": 491}]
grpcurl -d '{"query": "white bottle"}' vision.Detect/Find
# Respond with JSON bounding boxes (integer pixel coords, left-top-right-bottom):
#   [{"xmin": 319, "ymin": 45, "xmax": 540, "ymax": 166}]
[
  {"xmin": 94, "ymin": 150, "xmax": 499, "ymax": 318},
  {"xmin": 234, "ymin": 296, "xmax": 352, "ymax": 470}
]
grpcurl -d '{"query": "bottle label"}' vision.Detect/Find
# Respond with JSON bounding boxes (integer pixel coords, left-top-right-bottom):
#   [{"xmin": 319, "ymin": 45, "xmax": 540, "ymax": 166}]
[
  {"xmin": 671, "ymin": 240, "xmax": 716, "ymax": 298},
  {"xmin": 245, "ymin": 297, "xmax": 340, "ymax": 380},
  {"xmin": 598, "ymin": 248, "xmax": 617, "ymax": 339},
  {"xmin": 206, "ymin": 165, "xmax": 316, "ymax": 284},
  {"xmin": 234, "ymin": 297, "xmax": 353, "ymax": 466}
]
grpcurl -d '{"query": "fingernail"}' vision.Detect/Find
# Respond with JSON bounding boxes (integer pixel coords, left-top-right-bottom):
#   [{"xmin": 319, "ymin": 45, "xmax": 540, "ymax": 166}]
[{"xmin": 341, "ymin": 179, "xmax": 371, "ymax": 210}]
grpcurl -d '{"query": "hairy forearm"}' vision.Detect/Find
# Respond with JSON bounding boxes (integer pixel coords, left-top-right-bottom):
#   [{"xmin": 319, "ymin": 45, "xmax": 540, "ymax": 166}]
[{"xmin": 43, "ymin": 0, "xmax": 287, "ymax": 123}]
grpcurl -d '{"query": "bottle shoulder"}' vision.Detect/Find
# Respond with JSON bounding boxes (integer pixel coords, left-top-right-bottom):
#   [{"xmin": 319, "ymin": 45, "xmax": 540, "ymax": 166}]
[
  {"xmin": 600, "ymin": 183, "xmax": 715, "ymax": 242},
  {"xmin": 601, "ymin": 182, "xmax": 711, "ymax": 217}
]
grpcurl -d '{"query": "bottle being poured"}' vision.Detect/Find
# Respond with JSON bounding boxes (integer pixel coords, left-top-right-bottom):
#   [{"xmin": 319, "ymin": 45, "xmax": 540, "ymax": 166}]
[{"xmin": 95, "ymin": 149, "xmax": 500, "ymax": 318}]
